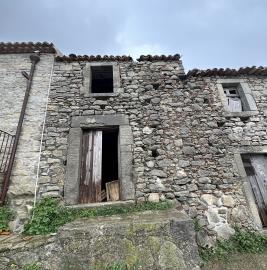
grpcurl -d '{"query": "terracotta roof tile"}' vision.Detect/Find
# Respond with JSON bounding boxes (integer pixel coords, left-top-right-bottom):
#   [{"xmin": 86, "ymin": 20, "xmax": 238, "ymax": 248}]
[
  {"xmin": 187, "ymin": 66, "xmax": 267, "ymax": 77},
  {"xmin": 56, "ymin": 54, "xmax": 133, "ymax": 62},
  {"xmin": 137, "ymin": 54, "xmax": 181, "ymax": 62},
  {"xmin": 0, "ymin": 42, "xmax": 56, "ymax": 54}
]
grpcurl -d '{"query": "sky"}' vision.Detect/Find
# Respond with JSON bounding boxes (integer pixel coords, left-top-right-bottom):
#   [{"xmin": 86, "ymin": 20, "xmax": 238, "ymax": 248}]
[{"xmin": 0, "ymin": 0, "xmax": 266, "ymax": 70}]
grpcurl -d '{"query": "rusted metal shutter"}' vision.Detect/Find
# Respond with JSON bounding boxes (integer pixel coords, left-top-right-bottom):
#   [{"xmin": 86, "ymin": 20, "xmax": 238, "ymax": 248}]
[
  {"xmin": 248, "ymin": 155, "xmax": 267, "ymax": 226},
  {"xmin": 79, "ymin": 130, "xmax": 102, "ymax": 203}
]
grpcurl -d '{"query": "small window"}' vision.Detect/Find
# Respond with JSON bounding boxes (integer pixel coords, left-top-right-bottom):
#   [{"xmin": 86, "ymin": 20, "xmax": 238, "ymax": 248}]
[
  {"xmin": 223, "ymin": 84, "xmax": 243, "ymax": 112},
  {"xmin": 242, "ymin": 154, "xmax": 267, "ymax": 227},
  {"xmin": 217, "ymin": 79, "xmax": 258, "ymax": 114},
  {"xmin": 91, "ymin": 65, "xmax": 113, "ymax": 93},
  {"xmin": 79, "ymin": 128, "xmax": 120, "ymax": 204}
]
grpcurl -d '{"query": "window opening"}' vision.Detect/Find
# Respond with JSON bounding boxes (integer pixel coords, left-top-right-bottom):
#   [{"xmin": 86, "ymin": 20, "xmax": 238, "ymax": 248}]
[
  {"xmin": 79, "ymin": 128, "xmax": 119, "ymax": 204},
  {"xmin": 223, "ymin": 85, "xmax": 242, "ymax": 112},
  {"xmin": 242, "ymin": 154, "xmax": 267, "ymax": 226},
  {"xmin": 91, "ymin": 65, "xmax": 113, "ymax": 93}
]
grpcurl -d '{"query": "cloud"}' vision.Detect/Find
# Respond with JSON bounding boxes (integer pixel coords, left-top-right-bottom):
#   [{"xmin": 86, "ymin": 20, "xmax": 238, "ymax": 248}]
[{"xmin": 0, "ymin": 0, "xmax": 266, "ymax": 69}]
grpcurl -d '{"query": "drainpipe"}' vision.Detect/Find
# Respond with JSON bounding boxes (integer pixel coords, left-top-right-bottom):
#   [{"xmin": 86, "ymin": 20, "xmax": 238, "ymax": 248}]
[{"xmin": 0, "ymin": 53, "xmax": 40, "ymax": 204}]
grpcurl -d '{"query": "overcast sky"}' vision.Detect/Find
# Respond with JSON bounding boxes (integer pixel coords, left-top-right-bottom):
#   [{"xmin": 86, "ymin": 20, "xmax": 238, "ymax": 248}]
[{"xmin": 0, "ymin": 0, "xmax": 266, "ymax": 70}]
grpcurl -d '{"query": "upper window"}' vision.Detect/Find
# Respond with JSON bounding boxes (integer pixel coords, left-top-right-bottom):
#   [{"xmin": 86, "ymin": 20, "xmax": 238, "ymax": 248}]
[
  {"xmin": 91, "ymin": 65, "xmax": 113, "ymax": 93},
  {"xmin": 82, "ymin": 62, "xmax": 120, "ymax": 97},
  {"xmin": 217, "ymin": 79, "xmax": 258, "ymax": 115},
  {"xmin": 223, "ymin": 84, "xmax": 242, "ymax": 112}
]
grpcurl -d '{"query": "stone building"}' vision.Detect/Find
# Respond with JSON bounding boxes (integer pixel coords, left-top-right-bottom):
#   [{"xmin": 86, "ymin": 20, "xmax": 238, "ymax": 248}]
[{"xmin": 0, "ymin": 42, "xmax": 267, "ymax": 242}]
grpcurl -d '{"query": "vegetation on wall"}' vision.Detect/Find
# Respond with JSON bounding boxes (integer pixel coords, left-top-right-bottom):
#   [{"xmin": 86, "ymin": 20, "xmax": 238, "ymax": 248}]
[
  {"xmin": 0, "ymin": 206, "xmax": 13, "ymax": 232},
  {"xmin": 199, "ymin": 227, "xmax": 267, "ymax": 262},
  {"xmin": 24, "ymin": 197, "xmax": 172, "ymax": 235},
  {"xmin": 102, "ymin": 261, "xmax": 141, "ymax": 270},
  {"xmin": 23, "ymin": 262, "xmax": 41, "ymax": 270}
]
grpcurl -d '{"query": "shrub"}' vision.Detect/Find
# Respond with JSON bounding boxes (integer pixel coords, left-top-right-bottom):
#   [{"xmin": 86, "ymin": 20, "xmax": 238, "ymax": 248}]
[
  {"xmin": 199, "ymin": 227, "xmax": 267, "ymax": 262},
  {"xmin": 0, "ymin": 206, "xmax": 13, "ymax": 232},
  {"xmin": 23, "ymin": 262, "xmax": 41, "ymax": 270},
  {"xmin": 24, "ymin": 197, "xmax": 172, "ymax": 235}
]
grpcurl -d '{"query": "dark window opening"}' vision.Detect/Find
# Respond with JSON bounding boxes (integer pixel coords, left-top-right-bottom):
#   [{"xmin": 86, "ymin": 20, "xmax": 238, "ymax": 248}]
[
  {"xmin": 91, "ymin": 65, "xmax": 113, "ymax": 93},
  {"xmin": 242, "ymin": 154, "xmax": 267, "ymax": 227},
  {"xmin": 222, "ymin": 84, "xmax": 243, "ymax": 112}
]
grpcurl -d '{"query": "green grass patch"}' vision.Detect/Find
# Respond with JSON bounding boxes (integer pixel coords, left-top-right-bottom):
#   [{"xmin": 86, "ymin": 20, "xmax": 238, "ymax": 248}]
[
  {"xmin": 0, "ymin": 206, "xmax": 13, "ymax": 232},
  {"xmin": 23, "ymin": 262, "xmax": 41, "ymax": 270},
  {"xmin": 199, "ymin": 227, "xmax": 267, "ymax": 262},
  {"xmin": 24, "ymin": 197, "xmax": 173, "ymax": 235},
  {"xmin": 94, "ymin": 262, "xmax": 142, "ymax": 270}
]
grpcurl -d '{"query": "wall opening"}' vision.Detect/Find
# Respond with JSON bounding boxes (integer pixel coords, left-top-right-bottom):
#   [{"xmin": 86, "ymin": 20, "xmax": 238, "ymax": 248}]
[
  {"xmin": 102, "ymin": 128, "xmax": 119, "ymax": 201},
  {"xmin": 241, "ymin": 154, "xmax": 267, "ymax": 227},
  {"xmin": 79, "ymin": 128, "xmax": 120, "ymax": 204},
  {"xmin": 91, "ymin": 65, "xmax": 113, "ymax": 93},
  {"xmin": 66, "ymin": 115, "xmax": 134, "ymax": 205}
]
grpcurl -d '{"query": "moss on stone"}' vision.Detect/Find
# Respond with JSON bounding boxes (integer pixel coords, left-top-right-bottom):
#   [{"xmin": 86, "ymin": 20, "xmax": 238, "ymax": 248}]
[{"xmin": 159, "ymin": 241, "xmax": 186, "ymax": 270}]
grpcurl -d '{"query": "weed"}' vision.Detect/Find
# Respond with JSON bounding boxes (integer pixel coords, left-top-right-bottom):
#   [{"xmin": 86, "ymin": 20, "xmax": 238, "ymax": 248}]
[
  {"xmin": 24, "ymin": 197, "xmax": 173, "ymax": 235},
  {"xmin": 193, "ymin": 218, "xmax": 203, "ymax": 232},
  {"xmin": 0, "ymin": 206, "xmax": 13, "ymax": 232},
  {"xmin": 23, "ymin": 262, "xmax": 41, "ymax": 270},
  {"xmin": 199, "ymin": 227, "xmax": 267, "ymax": 262}
]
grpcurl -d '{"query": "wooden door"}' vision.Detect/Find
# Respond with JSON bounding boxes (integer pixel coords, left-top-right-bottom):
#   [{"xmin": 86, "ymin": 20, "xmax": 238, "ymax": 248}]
[
  {"xmin": 79, "ymin": 130, "xmax": 102, "ymax": 203},
  {"xmin": 247, "ymin": 155, "xmax": 267, "ymax": 226}
]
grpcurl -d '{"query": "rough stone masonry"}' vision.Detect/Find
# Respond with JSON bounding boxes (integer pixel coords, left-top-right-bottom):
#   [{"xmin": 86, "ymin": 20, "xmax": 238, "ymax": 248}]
[{"xmin": 0, "ymin": 42, "xmax": 267, "ymax": 247}]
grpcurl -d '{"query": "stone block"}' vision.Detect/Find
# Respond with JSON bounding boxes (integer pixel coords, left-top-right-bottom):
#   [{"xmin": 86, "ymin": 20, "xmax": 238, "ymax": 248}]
[{"xmin": 148, "ymin": 193, "xmax": 160, "ymax": 202}]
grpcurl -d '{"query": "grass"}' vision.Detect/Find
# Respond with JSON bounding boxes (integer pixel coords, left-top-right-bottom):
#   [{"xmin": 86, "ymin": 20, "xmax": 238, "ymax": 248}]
[
  {"xmin": 0, "ymin": 206, "xmax": 13, "ymax": 232},
  {"xmin": 101, "ymin": 261, "xmax": 141, "ymax": 270},
  {"xmin": 23, "ymin": 197, "xmax": 173, "ymax": 235},
  {"xmin": 23, "ymin": 263, "xmax": 41, "ymax": 270},
  {"xmin": 199, "ymin": 227, "xmax": 267, "ymax": 262}
]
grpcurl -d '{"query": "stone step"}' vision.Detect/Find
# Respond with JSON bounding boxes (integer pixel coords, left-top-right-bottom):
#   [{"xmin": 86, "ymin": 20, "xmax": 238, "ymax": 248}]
[{"xmin": 0, "ymin": 209, "xmax": 201, "ymax": 270}]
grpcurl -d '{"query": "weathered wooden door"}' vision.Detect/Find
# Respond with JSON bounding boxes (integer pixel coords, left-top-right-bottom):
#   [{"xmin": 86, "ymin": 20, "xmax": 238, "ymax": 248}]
[
  {"xmin": 79, "ymin": 130, "xmax": 102, "ymax": 203},
  {"xmin": 246, "ymin": 155, "xmax": 267, "ymax": 226}
]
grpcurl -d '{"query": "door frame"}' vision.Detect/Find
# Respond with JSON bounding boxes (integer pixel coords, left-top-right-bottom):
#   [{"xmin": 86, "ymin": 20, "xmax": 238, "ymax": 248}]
[
  {"xmin": 65, "ymin": 114, "xmax": 134, "ymax": 205},
  {"xmin": 234, "ymin": 146, "xmax": 267, "ymax": 229}
]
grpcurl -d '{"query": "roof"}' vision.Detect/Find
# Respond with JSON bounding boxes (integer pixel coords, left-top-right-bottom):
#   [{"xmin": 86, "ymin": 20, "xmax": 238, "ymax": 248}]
[
  {"xmin": 56, "ymin": 54, "xmax": 133, "ymax": 62},
  {"xmin": 0, "ymin": 42, "xmax": 57, "ymax": 54},
  {"xmin": 137, "ymin": 54, "xmax": 181, "ymax": 62},
  {"xmin": 187, "ymin": 66, "xmax": 267, "ymax": 77},
  {"xmin": 55, "ymin": 53, "xmax": 181, "ymax": 62}
]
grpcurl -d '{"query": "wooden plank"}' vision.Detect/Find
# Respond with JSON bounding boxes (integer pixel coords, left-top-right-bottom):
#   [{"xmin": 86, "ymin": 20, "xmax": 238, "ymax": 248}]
[
  {"xmin": 86, "ymin": 132, "xmax": 94, "ymax": 203},
  {"xmin": 101, "ymin": 190, "xmax": 107, "ymax": 201},
  {"xmin": 250, "ymin": 155, "xmax": 267, "ymax": 207},
  {"xmin": 84, "ymin": 132, "xmax": 93, "ymax": 186},
  {"xmin": 92, "ymin": 130, "xmax": 102, "ymax": 202},
  {"xmin": 228, "ymin": 97, "xmax": 242, "ymax": 112},
  {"xmin": 79, "ymin": 132, "xmax": 90, "ymax": 203},
  {"xmin": 106, "ymin": 180, "xmax": 120, "ymax": 201},
  {"xmin": 249, "ymin": 155, "xmax": 267, "ymax": 226},
  {"xmin": 248, "ymin": 175, "xmax": 267, "ymax": 226}
]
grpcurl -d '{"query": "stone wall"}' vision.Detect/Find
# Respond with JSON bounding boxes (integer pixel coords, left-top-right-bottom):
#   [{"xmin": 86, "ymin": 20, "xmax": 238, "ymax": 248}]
[
  {"xmin": 36, "ymin": 57, "xmax": 267, "ymax": 242},
  {"xmin": 0, "ymin": 210, "xmax": 200, "ymax": 270},
  {"xmin": 0, "ymin": 53, "xmax": 54, "ymax": 230},
  {"xmin": 1, "ymin": 52, "xmax": 266, "ymax": 240}
]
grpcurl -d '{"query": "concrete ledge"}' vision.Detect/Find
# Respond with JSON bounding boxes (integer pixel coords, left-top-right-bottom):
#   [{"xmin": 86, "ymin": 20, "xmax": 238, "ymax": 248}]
[
  {"xmin": 66, "ymin": 200, "xmax": 135, "ymax": 209},
  {"xmin": 0, "ymin": 209, "xmax": 200, "ymax": 270}
]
